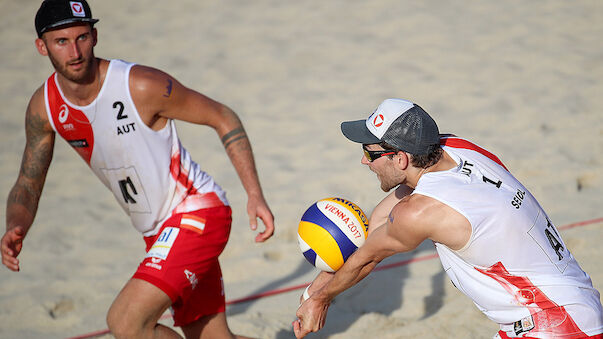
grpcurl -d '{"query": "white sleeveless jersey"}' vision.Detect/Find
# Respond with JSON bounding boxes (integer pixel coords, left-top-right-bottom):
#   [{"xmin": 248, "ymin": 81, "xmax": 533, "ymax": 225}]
[
  {"xmin": 44, "ymin": 59, "xmax": 228, "ymax": 236},
  {"xmin": 412, "ymin": 136, "xmax": 602, "ymax": 337}
]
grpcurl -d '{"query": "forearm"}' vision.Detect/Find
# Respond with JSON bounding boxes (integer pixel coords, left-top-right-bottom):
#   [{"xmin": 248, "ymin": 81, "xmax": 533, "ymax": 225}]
[
  {"xmin": 218, "ymin": 108, "xmax": 264, "ymax": 198},
  {"xmin": 314, "ymin": 248, "xmax": 381, "ymax": 303},
  {"xmin": 6, "ymin": 182, "xmax": 39, "ymax": 234},
  {"xmin": 307, "ymin": 271, "xmax": 334, "ymax": 296},
  {"xmin": 313, "ymin": 221, "xmax": 407, "ymax": 303}
]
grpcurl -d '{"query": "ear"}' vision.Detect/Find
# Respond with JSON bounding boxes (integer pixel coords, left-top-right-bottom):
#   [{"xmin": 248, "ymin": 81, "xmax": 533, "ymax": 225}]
[
  {"xmin": 35, "ymin": 38, "xmax": 48, "ymax": 56},
  {"xmin": 394, "ymin": 151, "xmax": 410, "ymax": 170},
  {"xmin": 92, "ymin": 27, "xmax": 98, "ymax": 46}
]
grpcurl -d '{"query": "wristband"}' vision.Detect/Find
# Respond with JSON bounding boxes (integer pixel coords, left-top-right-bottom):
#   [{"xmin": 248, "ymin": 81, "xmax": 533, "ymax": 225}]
[{"xmin": 302, "ymin": 284, "xmax": 311, "ymax": 301}]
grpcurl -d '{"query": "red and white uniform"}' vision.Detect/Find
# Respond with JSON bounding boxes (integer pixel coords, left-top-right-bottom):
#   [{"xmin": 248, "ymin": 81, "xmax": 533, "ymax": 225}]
[
  {"xmin": 43, "ymin": 59, "xmax": 228, "ymax": 236},
  {"xmin": 412, "ymin": 136, "xmax": 603, "ymax": 338}
]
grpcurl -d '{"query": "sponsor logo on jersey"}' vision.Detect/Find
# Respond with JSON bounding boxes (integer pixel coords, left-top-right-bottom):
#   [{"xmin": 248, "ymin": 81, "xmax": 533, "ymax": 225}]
[
  {"xmin": 67, "ymin": 139, "xmax": 89, "ymax": 148},
  {"xmin": 58, "ymin": 104, "xmax": 69, "ymax": 123},
  {"xmin": 514, "ymin": 315, "xmax": 535, "ymax": 335}
]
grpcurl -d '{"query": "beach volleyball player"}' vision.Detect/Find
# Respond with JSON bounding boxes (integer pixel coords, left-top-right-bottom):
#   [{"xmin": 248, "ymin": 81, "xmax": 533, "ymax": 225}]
[
  {"xmin": 1, "ymin": 1, "xmax": 274, "ymax": 338},
  {"xmin": 294, "ymin": 99, "xmax": 603, "ymax": 338}
]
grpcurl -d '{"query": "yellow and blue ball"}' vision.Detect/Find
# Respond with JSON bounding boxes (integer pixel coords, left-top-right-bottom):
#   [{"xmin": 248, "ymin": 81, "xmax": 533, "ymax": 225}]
[{"xmin": 297, "ymin": 198, "xmax": 369, "ymax": 272}]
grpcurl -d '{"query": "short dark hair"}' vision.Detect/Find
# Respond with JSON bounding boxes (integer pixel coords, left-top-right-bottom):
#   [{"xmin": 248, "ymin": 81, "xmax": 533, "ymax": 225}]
[{"xmin": 379, "ymin": 141, "xmax": 443, "ymax": 169}]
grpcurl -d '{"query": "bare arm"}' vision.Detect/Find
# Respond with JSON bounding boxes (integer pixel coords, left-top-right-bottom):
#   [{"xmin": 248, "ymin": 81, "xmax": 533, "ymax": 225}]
[
  {"xmin": 130, "ymin": 66, "xmax": 274, "ymax": 242},
  {"xmin": 301, "ymin": 185, "xmax": 414, "ymax": 302},
  {"xmin": 293, "ymin": 193, "xmax": 470, "ymax": 338},
  {"xmin": 2, "ymin": 88, "xmax": 55, "ymax": 271},
  {"xmin": 293, "ymin": 214, "xmax": 419, "ymax": 338}
]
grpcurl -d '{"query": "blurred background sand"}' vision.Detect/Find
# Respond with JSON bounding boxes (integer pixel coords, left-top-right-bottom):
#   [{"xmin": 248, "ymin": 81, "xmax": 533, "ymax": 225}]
[{"xmin": 0, "ymin": 1, "xmax": 601, "ymax": 338}]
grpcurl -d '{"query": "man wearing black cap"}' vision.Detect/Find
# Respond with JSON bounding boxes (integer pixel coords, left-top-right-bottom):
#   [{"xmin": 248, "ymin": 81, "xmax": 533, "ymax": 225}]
[
  {"xmin": 1, "ymin": 1, "xmax": 274, "ymax": 338},
  {"xmin": 294, "ymin": 99, "xmax": 603, "ymax": 338}
]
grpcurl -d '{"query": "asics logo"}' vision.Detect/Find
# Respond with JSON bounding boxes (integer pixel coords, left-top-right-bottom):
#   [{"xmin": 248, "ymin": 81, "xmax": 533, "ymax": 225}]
[{"xmin": 58, "ymin": 104, "xmax": 69, "ymax": 123}]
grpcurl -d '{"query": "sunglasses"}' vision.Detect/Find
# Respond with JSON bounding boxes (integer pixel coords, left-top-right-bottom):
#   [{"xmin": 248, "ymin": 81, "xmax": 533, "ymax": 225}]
[{"xmin": 362, "ymin": 145, "xmax": 396, "ymax": 162}]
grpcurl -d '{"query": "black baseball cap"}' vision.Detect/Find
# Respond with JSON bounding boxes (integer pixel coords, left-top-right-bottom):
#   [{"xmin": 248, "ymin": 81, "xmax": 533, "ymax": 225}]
[
  {"xmin": 35, "ymin": 0, "xmax": 99, "ymax": 38},
  {"xmin": 341, "ymin": 98, "xmax": 440, "ymax": 155}
]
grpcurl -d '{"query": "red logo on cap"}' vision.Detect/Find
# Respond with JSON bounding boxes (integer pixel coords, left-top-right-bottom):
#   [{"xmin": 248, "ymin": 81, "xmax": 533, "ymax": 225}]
[
  {"xmin": 373, "ymin": 114, "xmax": 384, "ymax": 127},
  {"xmin": 71, "ymin": 2, "xmax": 84, "ymax": 15}
]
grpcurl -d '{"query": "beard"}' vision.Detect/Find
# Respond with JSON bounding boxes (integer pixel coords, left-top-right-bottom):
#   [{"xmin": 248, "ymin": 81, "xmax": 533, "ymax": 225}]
[
  {"xmin": 48, "ymin": 52, "xmax": 96, "ymax": 83},
  {"xmin": 375, "ymin": 168, "xmax": 404, "ymax": 192},
  {"xmin": 380, "ymin": 176, "xmax": 400, "ymax": 192}
]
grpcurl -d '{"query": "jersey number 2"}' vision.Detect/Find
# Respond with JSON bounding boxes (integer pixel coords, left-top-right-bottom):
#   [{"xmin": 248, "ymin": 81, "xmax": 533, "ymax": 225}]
[{"xmin": 114, "ymin": 101, "xmax": 128, "ymax": 120}]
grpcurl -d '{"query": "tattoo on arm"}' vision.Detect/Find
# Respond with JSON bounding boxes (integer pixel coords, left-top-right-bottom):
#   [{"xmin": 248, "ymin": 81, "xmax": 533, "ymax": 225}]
[
  {"xmin": 22, "ymin": 111, "xmax": 53, "ymax": 180},
  {"xmin": 163, "ymin": 78, "xmax": 173, "ymax": 98},
  {"xmin": 221, "ymin": 127, "xmax": 248, "ymax": 149},
  {"xmin": 12, "ymin": 107, "xmax": 55, "ymax": 211}
]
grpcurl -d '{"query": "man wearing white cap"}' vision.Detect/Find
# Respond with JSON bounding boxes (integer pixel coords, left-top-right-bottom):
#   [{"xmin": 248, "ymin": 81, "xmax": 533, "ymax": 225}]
[{"xmin": 294, "ymin": 98, "xmax": 603, "ymax": 338}]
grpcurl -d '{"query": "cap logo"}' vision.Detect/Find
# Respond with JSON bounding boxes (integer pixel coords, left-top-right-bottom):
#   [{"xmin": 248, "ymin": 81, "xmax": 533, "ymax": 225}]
[
  {"xmin": 70, "ymin": 1, "xmax": 86, "ymax": 17},
  {"xmin": 372, "ymin": 114, "xmax": 384, "ymax": 127}
]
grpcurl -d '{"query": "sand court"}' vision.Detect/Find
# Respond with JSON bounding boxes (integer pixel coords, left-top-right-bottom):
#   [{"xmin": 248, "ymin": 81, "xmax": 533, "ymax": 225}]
[{"xmin": 1, "ymin": 1, "xmax": 602, "ymax": 338}]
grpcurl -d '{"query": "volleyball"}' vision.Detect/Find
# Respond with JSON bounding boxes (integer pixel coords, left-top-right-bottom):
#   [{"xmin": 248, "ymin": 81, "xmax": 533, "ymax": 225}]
[{"xmin": 297, "ymin": 198, "xmax": 369, "ymax": 272}]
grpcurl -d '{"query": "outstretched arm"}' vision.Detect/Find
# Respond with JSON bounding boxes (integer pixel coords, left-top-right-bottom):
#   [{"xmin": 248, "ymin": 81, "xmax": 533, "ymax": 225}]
[
  {"xmin": 300, "ymin": 185, "xmax": 414, "ymax": 303},
  {"xmin": 130, "ymin": 66, "xmax": 274, "ymax": 242},
  {"xmin": 2, "ymin": 88, "xmax": 55, "ymax": 271},
  {"xmin": 293, "ymin": 193, "xmax": 472, "ymax": 338},
  {"xmin": 293, "ymin": 197, "xmax": 431, "ymax": 338}
]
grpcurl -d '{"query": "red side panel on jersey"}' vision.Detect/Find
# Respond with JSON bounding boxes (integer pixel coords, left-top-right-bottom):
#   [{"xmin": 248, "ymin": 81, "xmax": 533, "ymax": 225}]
[
  {"xmin": 46, "ymin": 74, "xmax": 94, "ymax": 164},
  {"xmin": 477, "ymin": 262, "xmax": 588, "ymax": 337},
  {"xmin": 169, "ymin": 148, "xmax": 225, "ymax": 213},
  {"xmin": 440, "ymin": 136, "xmax": 508, "ymax": 171},
  {"xmin": 170, "ymin": 148, "xmax": 198, "ymax": 196}
]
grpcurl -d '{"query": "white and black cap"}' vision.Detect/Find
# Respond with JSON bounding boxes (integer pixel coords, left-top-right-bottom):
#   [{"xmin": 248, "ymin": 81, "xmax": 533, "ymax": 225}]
[{"xmin": 341, "ymin": 98, "xmax": 440, "ymax": 155}]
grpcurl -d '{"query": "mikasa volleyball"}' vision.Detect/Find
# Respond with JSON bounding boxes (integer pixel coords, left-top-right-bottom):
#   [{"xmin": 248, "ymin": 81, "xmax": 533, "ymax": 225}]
[{"xmin": 298, "ymin": 198, "xmax": 369, "ymax": 272}]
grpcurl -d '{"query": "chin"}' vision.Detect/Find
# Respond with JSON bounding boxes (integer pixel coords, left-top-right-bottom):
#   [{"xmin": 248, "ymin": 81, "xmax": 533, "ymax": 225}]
[{"xmin": 380, "ymin": 182, "xmax": 395, "ymax": 192}]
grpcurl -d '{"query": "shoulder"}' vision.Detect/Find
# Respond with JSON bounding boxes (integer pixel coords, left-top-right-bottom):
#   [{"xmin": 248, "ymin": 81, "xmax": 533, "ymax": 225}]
[
  {"xmin": 129, "ymin": 65, "xmax": 174, "ymax": 93},
  {"xmin": 29, "ymin": 85, "xmax": 45, "ymax": 107},
  {"xmin": 389, "ymin": 194, "xmax": 439, "ymax": 236},
  {"xmin": 26, "ymin": 85, "xmax": 52, "ymax": 129},
  {"xmin": 27, "ymin": 85, "xmax": 46, "ymax": 115},
  {"xmin": 389, "ymin": 193, "xmax": 471, "ymax": 250},
  {"xmin": 128, "ymin": 65, "xmax": 184, "ymax": 106},
  {"xmin": 384, "ymin": 195, "xmax": 436, "ymax": 250}
]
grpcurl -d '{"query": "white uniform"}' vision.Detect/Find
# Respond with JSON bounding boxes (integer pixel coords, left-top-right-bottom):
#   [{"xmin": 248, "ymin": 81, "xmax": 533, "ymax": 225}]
[
  {"xmin": 412, "ymin": 136, "xmax": 603, "ymax": 338},
  {"xmin": 44, "ymin": 59, "xmax": 228, "ymax": 236}
]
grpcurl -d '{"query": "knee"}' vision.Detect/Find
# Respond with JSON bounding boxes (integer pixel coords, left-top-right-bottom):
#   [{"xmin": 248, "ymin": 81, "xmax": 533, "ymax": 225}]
[{"xmin": 106, "ymin": 304, "xmax": 142, "ymax": 339}]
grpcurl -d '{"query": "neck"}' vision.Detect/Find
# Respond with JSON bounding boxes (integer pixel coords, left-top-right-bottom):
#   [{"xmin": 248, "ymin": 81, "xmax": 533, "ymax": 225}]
[
  {"xmin": 404, "ymin": 151, "xmax": 456, "ymax": 188},
  {"xmin": 56, "ymin": 58, "xmax": 104, "ymax": 106}
]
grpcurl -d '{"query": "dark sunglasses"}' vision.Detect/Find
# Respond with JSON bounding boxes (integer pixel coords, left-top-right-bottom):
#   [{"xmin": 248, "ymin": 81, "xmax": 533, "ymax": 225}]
[{"xmin": 362, "ymin": 145, "xmax": 396, "ymax": 162}]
